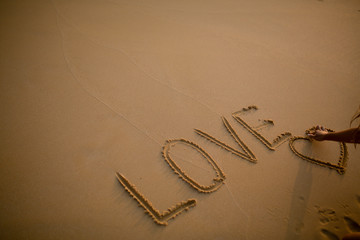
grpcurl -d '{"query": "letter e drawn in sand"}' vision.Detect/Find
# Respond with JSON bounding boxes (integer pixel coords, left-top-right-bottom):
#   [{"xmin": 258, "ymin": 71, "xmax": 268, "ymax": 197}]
[
  {"xmin": 116, "ymin": 172, "xmax": 197, "ymax": 226},
  {"xmin": 162, "ymin": 139, "xmax": 226, "ymax": 193},
  {"xmin": 232, "ymin": 106, "xmax": 292, "ymax": 151},
  {"xmin": 195, "ymin": 116, "xmax": 257, "ymax": 163},
  {"xmin": 289, "ymin": 127, "xmax": 348, "ymax": 174}
]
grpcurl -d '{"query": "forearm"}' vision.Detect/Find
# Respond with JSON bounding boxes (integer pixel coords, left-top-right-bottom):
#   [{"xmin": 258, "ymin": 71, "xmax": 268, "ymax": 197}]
[{"xmin": 324, "ymin": 128, "xmax": 360, "ymax": 143}]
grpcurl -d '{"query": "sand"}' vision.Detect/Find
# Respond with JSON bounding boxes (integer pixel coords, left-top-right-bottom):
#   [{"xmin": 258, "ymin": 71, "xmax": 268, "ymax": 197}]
[{"xmin": 1, "ymin": 0, "xmax": 360, "ymax": 239}]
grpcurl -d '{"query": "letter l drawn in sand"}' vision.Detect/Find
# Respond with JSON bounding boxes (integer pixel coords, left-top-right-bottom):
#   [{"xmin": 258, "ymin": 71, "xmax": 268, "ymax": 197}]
[{"xmin": 116, "ymin": 172, "xmax": 197, "ymax": 226}]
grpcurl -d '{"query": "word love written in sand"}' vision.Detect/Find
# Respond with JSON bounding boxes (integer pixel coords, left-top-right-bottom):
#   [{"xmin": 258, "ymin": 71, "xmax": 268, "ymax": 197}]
[{"xmin": 116, "ymin": 106, "xmax": 348, "ymax": 226}]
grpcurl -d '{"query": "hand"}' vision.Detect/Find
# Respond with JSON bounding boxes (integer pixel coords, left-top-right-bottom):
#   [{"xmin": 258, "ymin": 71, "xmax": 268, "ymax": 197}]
[{"xmin": 307, "ymin": 125, "xmax": 329, "ymax": 141}]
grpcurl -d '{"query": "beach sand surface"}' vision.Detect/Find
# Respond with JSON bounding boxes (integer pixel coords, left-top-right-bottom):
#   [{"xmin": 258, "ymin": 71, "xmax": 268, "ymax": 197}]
[{"xmin": 1, "ymin": 0, "xmax": 360, "ymax": 239}]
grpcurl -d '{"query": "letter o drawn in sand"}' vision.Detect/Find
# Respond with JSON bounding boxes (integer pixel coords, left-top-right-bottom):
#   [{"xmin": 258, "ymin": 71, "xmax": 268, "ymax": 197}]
[
  {"xmin": 289, "ymin": 127, "xmax": 348, "ymax": 174},
  {"xmin": 162, "ymin": 139, "xmax": 226, "ymax": 193}
]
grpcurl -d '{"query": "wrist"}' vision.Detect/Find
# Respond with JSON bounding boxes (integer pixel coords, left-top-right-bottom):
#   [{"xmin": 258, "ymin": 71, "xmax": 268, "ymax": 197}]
[{"xmin": 323, "ymin": 132, "xmax": 336, "ymax": 141}]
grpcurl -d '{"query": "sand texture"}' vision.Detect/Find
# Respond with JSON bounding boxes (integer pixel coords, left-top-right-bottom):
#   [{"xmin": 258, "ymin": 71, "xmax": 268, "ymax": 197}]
[
  {"xmin": 289, "ymin": 127, "xmax": 348, "ymax": 174},
  {"xmin": 116, "ymin": 172, "xmax": 197, "ymax": 226},
  {"xmin": 162, "ymin": 139, "xmax": 226, "ymax": 193},
  {"xmin": 1, "ymin": 0, "xmax": 360, "ymax": 239},
  {"xmin": 195, "ymin": 115, "xmax": 257, "ymax": 163}
]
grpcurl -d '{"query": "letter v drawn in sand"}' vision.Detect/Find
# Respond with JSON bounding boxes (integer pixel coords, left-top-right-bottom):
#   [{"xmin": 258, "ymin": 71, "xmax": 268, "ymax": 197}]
[
  {"xmin": 195, "ymin": 116, "xmax": 257, "ymax": 163},
  {"xmin": 289, "ymin": 127, "xmax": 348, "ymax": 174},
  {"xmin": 162, "ymin": 139, "xmax": 226, "ymax": 193},
  {"xmin": 116, "ymin": 173, "xmax": 196, "ymax": 226},
  {"xmin": 232, "ymin": 106, "xmax": 292, "ymax": 151}
]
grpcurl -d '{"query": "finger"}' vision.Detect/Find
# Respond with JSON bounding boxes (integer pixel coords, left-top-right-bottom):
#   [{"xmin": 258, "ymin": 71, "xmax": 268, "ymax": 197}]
[
  {"xmin": 307, "ymin": 134, "xmax": 317, "ymax": 141},
  {"xmin": 307, "ymin": 133, "xmax": 315, "ymax": 138}
]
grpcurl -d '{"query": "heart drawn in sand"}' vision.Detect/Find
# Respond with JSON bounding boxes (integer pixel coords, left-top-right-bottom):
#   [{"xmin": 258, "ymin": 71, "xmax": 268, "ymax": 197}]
[{"xmin": 289, "ymin": 131, "xmax": 348, "ymax": 174}]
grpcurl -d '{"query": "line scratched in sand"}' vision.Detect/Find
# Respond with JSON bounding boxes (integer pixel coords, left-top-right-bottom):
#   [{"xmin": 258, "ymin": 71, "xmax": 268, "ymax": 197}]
[{"xmin": 116, "ymin": 172, "xmax": 196, "ymax": 226}]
